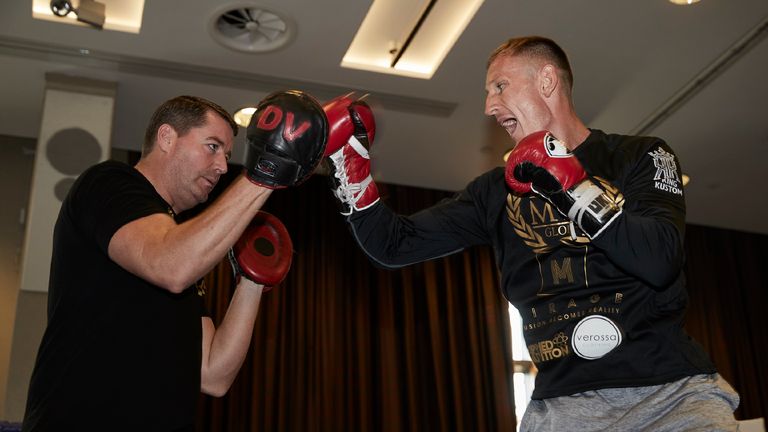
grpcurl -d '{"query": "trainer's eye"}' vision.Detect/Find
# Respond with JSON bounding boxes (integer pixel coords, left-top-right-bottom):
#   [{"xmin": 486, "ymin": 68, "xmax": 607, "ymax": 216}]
[{"xmin": 495, "ymin": 81, "xmax": 507, "ymax": 93}]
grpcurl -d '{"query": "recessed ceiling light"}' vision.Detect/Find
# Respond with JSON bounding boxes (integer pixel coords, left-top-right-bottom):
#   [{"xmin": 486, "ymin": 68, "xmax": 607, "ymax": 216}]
[
  {"xmin": 31, "ymin": 0, "xmax": 145, "ymax": 33},
  {"xmin": 342, "ymin": 0, "xmax": 485, "ymax": 79},
  {"xmin": 669, "ymin": 0, "xmax": 701, "ymax": 5}
]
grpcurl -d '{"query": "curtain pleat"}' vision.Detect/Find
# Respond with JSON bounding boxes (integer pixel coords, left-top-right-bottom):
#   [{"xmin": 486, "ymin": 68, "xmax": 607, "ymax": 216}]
[{"xmin": 683, "ymin": 224, "xmax": 768, "ymax": 421}]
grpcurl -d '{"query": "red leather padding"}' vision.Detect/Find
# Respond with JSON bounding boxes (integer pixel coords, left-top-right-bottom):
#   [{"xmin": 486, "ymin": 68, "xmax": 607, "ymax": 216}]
[
  {"xmin": 232, "ymin": 211, "xmax": 293, "ymax": 290},
  {"xmin": 505, "ymin": 130, "xmax": 587, "ymax": 194}
]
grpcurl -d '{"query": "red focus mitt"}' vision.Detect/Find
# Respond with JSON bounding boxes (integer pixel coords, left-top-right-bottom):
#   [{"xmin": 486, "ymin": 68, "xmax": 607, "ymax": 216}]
[{"xmin": 228, "ymin": 211, "xmax": 293, "ymax": 291}]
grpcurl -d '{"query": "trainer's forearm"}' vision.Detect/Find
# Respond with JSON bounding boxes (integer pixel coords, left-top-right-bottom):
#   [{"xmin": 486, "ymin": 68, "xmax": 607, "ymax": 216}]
[
  {"xmin": 155, "ymin": 175, "xmax": 272, "ymax": 291},
  {"xmin": 201, "ymin": 279, "xmax": 263, "ymax": 396}
]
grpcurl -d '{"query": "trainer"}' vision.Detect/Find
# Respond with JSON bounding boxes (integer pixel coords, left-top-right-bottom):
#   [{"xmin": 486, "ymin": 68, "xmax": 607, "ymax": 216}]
[{"xmin": 22, "ymin": 91, "xmax": 326, "ymax": 431}]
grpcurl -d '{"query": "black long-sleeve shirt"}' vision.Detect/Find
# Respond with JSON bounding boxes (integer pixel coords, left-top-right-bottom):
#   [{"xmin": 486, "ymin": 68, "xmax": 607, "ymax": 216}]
[{"xmin": 345, "ymin": 129, "xmax": 715, "ymax": 399}]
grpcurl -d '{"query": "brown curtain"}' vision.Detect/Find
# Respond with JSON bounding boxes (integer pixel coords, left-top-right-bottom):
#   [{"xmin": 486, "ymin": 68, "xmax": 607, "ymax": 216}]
[
  {"xmin": 682, "ymin": 224, "xmax": 768, "ymax": 421},
  {"xmin": 195, "ymin": 175, "xmax": 516, "ymax": 431}
]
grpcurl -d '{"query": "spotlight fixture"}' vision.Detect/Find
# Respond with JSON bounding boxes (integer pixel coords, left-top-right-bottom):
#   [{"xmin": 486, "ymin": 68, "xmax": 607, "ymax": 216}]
[
  {"xmin": 669, "ymin": 0, "xmax": 701, "ymax": 4},
  {"xmin": 50, "ymin": 0, "xmax": 74, "ymax": 16},
  {"xmin": 48, "ymin": 0, "xmax": 106, "ymax": 29},
  {"xmin": 35, "ymin": 0, "xmax": 144, "ymax": 33}
]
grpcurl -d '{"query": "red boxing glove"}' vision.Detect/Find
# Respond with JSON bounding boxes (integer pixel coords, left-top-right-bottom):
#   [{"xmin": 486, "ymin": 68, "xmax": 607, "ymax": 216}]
[
  {"xmin": 322, "ymin": 93, "xmax": 370, "ymax": 156},
  {"xmin": 229, "ymin": 211, "xmax": 293, "ymax": 291},
  {"xmin": 505, "ymin": 130, "xmax": 587, "ymax": 194},
  {"xmin": 506, "ymin": 131, "xmax": 621, "ymax": 239},
  {"xmin": 322, "ymin": 93, "xmax": 379, "ymax": 215}
]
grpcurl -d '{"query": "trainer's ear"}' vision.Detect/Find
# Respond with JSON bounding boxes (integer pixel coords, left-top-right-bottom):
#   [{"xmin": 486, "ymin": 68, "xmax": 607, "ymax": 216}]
[
  {"xmin": 539, "ymin": 64, "xmax": 558, "ymax": 98},
  {"xmin": 157, "ymin": 124, "xmax": 177, "ymax": 153}
]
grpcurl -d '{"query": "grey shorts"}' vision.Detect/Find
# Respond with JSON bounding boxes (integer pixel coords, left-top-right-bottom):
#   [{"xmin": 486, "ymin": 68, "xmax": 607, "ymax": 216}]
[{"xmin": 520, "ymin": 374, "xmax": 740, "ymax": 432}]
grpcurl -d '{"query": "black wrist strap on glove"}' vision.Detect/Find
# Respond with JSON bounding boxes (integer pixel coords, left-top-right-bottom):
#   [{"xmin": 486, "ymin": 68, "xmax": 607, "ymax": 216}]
[
  {"xmin": 543, "ymin": 180, "xmax": 622, "ymax": 239},
  {"xmin": 244, "ymin": 149, "xmax": 301, "ymax": 188},
  {"xmin": 227, "ymin": 247, "xmax": 244, "ymax": 285},
  {"xmin": 516, "ymin": 162, "xmax": 621, "ymax": 239}
]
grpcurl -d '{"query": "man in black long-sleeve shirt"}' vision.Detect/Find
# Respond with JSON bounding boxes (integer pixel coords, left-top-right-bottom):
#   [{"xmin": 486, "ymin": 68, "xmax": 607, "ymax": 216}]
[{"xmin": 321, "ymin": 36, "xmax": 740, "ymax": 431}]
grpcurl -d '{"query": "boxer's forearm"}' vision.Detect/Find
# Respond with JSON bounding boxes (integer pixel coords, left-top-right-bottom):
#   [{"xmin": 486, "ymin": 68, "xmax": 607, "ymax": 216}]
[{"xmin": 348, "ymin": 201, "xmax": 470, "ymax": 269}]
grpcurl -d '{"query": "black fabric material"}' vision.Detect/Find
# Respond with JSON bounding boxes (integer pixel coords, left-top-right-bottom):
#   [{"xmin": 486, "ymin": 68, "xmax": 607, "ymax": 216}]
[
  {"xmin": 347, "ymin": 129, "xmax": 715, "ymax": 400},
  {"xmin": 23, "ymin": 161, "xmax": 204, "ymax": 431}
]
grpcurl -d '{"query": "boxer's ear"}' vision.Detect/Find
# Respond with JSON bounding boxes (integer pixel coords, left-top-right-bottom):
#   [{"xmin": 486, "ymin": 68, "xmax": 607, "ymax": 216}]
[{"xmin": 539, "ymin": 64, "xmax": 558, "ymax": 98}]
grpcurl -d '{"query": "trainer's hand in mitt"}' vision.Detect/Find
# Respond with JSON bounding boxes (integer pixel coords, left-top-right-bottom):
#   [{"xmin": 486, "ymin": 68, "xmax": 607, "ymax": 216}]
[
  {"xmin": 244, "ymin": 90, "xmax": 328, "ymax": 189},
  {"xmin": 228, "ymin": 211, "xmax": 293, "ymax": 291}
]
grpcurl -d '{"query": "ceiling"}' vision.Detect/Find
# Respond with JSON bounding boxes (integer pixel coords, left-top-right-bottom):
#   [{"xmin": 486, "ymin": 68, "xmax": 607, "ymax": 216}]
[{"xmin": 1, "ymin": 0, "xmax": 767, "ymax": 235}]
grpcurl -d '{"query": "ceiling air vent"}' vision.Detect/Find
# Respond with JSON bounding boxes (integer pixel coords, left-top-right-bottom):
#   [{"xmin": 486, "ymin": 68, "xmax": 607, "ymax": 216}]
[{"xmin": 208, "ymin": 4, "xmax": 293, "ymax": 53}]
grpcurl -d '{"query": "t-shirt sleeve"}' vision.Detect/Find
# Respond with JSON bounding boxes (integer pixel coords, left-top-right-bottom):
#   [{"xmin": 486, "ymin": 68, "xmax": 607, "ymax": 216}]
[{"xmin": 66, "ymin": 163, "xmax": 170, "ymax": 255}]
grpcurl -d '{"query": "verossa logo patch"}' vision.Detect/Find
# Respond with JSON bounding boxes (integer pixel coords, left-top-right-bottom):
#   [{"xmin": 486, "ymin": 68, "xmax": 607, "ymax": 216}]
[{"xmin": 571, "ymin": 315, "xmax": 622, "ymax": 360}]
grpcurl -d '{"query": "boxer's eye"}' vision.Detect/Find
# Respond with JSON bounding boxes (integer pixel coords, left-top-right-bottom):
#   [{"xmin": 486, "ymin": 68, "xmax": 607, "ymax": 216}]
[{"xmin": 495, "ymin": 81, "xmax": 507, "ymax": 93}]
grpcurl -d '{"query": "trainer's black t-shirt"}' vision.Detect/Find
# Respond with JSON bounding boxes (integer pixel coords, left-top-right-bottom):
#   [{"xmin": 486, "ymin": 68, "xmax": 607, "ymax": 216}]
[
  {"xmin": 23, "ymin": 161, "xmax": 204, "ymax": 431},
  {"xmin": 347, "ymin": 129, "xmax": 716, "ymax": 399}
]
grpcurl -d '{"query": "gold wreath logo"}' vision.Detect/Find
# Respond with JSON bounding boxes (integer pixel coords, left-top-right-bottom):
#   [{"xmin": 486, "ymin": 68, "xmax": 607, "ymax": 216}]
[
  {"xmin": 506, "ymin": 194, "xmax": 551, "ymax": 254},
  {"xmin": 594, "ymin": 177, "xmax": 624, "ymax": 209},
  {"xmin": 506, "ymin": 177, "xmax": 622, "ymax": 252}
]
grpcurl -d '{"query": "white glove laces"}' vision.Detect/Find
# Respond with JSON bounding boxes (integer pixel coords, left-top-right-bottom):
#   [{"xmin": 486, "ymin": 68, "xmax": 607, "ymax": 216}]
[{"xmin": 329, "ymin": 138, "xmax": 372, "ymax": 210}]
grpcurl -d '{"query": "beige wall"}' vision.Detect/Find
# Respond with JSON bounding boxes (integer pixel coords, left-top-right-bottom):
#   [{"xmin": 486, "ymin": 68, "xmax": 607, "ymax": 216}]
[
  {"xmin": 4, "ymin": 291, "xmax": 46, "ymax": 421},
  {"xmin": 0, "ymin": 135, "xmax": 132, "ymax": 422},
  {"xmin": 1, "ymin": 75, "xmax": 118, "ymax": 421},
  {"xmin": 0, "ymin": 134, "xmax": 36, "ymax": 421}
]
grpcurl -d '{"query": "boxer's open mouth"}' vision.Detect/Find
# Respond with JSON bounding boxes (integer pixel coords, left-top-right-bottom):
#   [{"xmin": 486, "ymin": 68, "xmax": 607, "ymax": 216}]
[{"xmin": 500, "ymin": 117, "xmax": 517, "ymax": 132}]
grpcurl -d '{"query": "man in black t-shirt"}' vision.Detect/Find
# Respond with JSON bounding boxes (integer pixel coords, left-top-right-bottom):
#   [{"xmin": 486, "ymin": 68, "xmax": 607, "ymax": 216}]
[
  {"xmin": 23, "ymin": 92, "xmax": 327, "ymax": 431},
  {"xmin": 320, "ymin": 37, "xmax": 741, "ymax": 431}
]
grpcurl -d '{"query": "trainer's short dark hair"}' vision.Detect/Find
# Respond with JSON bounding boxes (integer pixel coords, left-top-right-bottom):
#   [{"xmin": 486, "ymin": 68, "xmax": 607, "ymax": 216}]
[
  {"xmin": 487, "ymin": 36, "xmax": 574, "ymax": 92},
  {"xmin": 142, "ymin": 95, "xmax": 237, "ymax": 155}
]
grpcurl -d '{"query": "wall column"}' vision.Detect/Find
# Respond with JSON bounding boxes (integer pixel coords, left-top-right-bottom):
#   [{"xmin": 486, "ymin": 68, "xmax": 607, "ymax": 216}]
[{"xmin": 2, "ymin": 73, "xmax": 116, "ymax": 421}]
